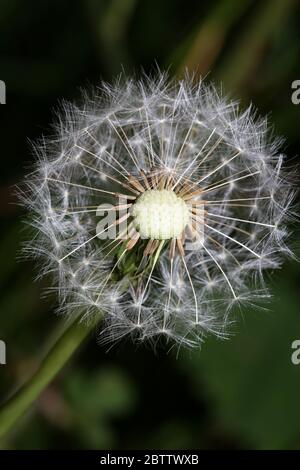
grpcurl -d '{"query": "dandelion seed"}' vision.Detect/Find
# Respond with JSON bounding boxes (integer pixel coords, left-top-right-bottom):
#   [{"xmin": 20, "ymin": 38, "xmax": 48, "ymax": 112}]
[{"xmin": 22, "ymin": 73, "xmax": 297, "ymax": 348}]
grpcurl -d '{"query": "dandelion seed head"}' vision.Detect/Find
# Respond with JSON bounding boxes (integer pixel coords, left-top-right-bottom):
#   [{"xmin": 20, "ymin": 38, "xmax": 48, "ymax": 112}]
[{"xmin": 22, "ymin": 73, "xmax": 297, "ymax": 349}]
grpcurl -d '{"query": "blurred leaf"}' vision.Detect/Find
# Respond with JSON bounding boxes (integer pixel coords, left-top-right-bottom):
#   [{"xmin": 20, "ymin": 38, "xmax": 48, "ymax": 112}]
[
  {"xmin": 64, "ymin": 367, "xmax": 137, "ymax": 448},
  {"xmin": 0, "ymin": 223, "xmax": 21, "ymax": 286},
  {"xmin": 180, "ymin": 268, "xmax": 300, "ymax": 449},
  {"xmin": 217, "ymin": 0, "xmax": 297, "ymax": 93},
  {"xmin": 147, "ymin": 419, "xmax": 195, "ymax": 449},
  {"xmin": 174, "ymin": 0, "xmax": 254, "ymax": 78}
]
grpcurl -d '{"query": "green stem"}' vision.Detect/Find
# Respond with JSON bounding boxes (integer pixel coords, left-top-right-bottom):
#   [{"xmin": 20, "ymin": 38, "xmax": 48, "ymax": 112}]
[{"xmin": 0, "ymin": 319, "xmax": 97, "ymax": 440}]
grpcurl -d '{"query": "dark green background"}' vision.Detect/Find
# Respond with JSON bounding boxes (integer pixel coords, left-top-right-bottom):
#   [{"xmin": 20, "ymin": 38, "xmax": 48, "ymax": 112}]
[{"xmin": 0, "ymin": 0, "xmax": 300, "ymax": 450}]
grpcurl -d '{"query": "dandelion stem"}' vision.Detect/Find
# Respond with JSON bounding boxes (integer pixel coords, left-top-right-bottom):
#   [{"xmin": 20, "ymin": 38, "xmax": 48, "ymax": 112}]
[{"xmin": 0, "ymin": 318, "xmax": 98, "ymax": 441}]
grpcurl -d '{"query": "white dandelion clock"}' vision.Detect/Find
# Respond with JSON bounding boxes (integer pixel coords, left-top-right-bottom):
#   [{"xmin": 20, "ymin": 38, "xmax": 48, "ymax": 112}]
[{"xmin": 22, "ymin": 74, "xmax": 296, "ymax": 348}]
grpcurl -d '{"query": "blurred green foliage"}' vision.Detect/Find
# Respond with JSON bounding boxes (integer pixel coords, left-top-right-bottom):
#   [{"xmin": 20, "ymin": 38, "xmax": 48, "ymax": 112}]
[{"xmin": 0, "ymin": 0, "xmax": 299, "ymax": 450}]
